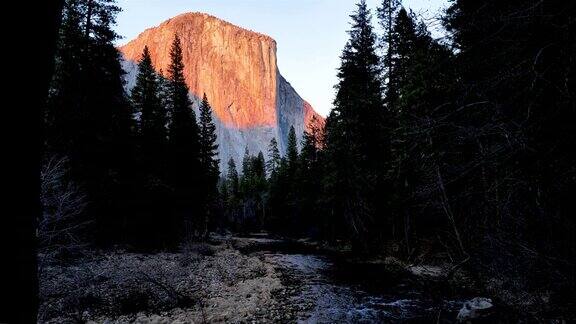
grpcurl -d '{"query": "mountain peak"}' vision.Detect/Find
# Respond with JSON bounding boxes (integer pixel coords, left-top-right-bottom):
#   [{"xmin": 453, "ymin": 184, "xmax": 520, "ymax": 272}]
[{"xmin": 166, "ymin": 12, "xmax": 276, "ymax": 44}]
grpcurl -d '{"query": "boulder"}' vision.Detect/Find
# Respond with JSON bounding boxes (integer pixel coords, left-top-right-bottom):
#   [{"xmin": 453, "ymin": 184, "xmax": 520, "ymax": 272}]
[{"xmin": 457, "ymin": 297, "xmax": 494, "ymax": 322}]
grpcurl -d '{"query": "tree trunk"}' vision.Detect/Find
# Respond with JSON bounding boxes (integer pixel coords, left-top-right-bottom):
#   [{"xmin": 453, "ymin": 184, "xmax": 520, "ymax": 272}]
[{"xmin": 435, "ymin": 165, "xmax": 467, "ymax": 256}]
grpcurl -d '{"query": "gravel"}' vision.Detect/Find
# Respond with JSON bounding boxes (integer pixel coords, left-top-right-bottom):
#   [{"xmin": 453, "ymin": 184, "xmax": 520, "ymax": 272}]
[{"xmin": 38, "ymin": 241, "xmax": 299, "ymax": 323}]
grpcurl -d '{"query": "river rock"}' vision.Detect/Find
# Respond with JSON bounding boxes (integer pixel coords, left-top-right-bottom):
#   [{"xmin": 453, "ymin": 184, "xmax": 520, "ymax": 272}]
[{"xmin": 457, "ymin": 297, "xmax": 494, "ymax": 322}]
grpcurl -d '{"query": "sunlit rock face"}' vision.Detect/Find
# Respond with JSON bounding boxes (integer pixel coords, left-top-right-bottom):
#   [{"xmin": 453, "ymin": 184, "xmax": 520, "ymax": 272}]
[{"xmin": 119, "ymin": 12, "xmax": 324, "ymax": 172}]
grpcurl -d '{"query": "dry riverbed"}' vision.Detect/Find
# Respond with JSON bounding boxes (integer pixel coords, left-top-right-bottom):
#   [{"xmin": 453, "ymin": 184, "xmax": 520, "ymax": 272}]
[{"xmin": 39, "ymin": 237, "xmax": 306, "ymax": 323}]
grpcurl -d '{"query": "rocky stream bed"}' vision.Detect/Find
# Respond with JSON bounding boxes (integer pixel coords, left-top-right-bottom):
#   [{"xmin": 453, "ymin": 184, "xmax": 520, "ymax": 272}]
[{"xmin": 39, "ymin": 234, "xmax": 518, "ymax": 323}]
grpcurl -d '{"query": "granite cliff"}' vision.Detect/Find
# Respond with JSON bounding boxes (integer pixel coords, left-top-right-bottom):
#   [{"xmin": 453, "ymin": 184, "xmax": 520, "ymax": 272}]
[{"xmin": 119, "ymin": 12, "xmax": 324, "ymax": 171}]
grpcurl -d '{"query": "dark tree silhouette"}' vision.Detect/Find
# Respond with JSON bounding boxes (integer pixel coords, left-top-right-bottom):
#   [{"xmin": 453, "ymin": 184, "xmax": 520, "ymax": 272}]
[
  {"xmin": 198, "ymin": 93, "xmax": 220, "ymax": 234},
  {"xmin": 46, "ymin": 0, "xmax": 135, "ymax": 244},
  {"xmin": 130, "ymin": 45, "xmax": 169, "ymax": 247},
  {"xmin": 198, "ymin": 93, "xmax": 220, "ymax": 188},
  {"xmin": 266, "ymin": 138, "xmax": 281, "ymax": 176},
  {"xmin": 323, "ymin": 0, "xmax": 389, "ymax": 250},
  {"xmin": 166, "ymin": 35, "xmax": 202, "ymax": 243}
]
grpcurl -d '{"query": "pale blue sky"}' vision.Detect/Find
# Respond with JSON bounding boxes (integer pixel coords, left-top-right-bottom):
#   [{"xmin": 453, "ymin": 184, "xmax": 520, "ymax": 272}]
[{"xmin": 115, "ymin": 0, "xmax": 448, "ymax": 116}]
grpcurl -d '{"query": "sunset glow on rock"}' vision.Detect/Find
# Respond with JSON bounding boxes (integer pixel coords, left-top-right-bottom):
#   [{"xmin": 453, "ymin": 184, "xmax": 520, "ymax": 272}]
[{"xmin": 119, "ymin": 12, "xmax": 324, "ymax": 166}]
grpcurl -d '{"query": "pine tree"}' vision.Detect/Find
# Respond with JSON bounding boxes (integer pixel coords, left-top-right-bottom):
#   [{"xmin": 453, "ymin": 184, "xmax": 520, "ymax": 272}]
[
  {"xmin": 388, "ymin": 8, "xmax": 418, "ymax": 109},
  {"xmin": 377, "ymin": 0, "xmax": 402, "ymax": 106},
  {"xmin": 166, "ymin": 34, "xmax": 202, "ymax": 243},
  {"xmin": 197, "ymin": 93, "xmax": 220, "ymax": 233},
  {"xmin": 46, "ymin": 0, "xmax": 84, "ymax": 156},
  {"xmin": 226, "ymin": 158, "xmax": 239, "ymax": 198},
  {"xmin": 235, "ymin": 148, "xmax": 268, "ymax": 231},
  {"xmin": 297, "ymin": 118, "xmax": 325, "ymax": 237},
  {"xmin": 265, "ymin": 126, "xmax": 300, "ymax": 234},
  {"xmin": 241, "ymin": 147, "xmax": 251, "ymax": 176},
  {"xmin": 385, "ymin": 8, "xmax": 418, "ymax": 195},
  {"xmin": 198, "ymin": 93, "xmax": 219, "ymax": 184},
  {"xmin": 300, "ymin": 122, "xmax": 322, "ymax": 170},
  {"xmin": 266, "ymin": 138, "xmax": 289, "ymax": 233},
  {"xmin": 286, "ymin": 126, "xmax": 299, "ymax": 172},
  {"xmin": 46, "ymin": 0, "xmax": 135, "ymax": 245},
  {"xmin": 384, "ymin": 8, "xmax": 459, "ymax": 255},
  {"xmin": 157, "ymin": 69, "xmax": 171, "ymax": 111},
  {"xmin": 323, "ymin": 0, "xmax": 388, "ymax": 249},
  {"xmin": 131, "ymin": 46, "xmax": 167, "ymax": 175},
  {"xmin": 129, "ymin": 45, "xmax": 169, "ymax": 247},
  {"xmin": 254, "ymin": 152, "xmax": 266, "ymax": 181},
  {"xmin": 220, "ymin": 157, "xmax": 240, "ymax": 230},
  {"xmin": 266, "ymin": 138, "xmax": 281, "ymax": 176},
  {"xmin": 167, "ymin": 36, "xmax": 199, "ymax": 149},
  {"xmin": 254, "ymin": 152, "xmax": 267, "ymax": 225},
  {"xmin": 239, "ymin": 146, "xmax": 252, "ymax": 205}
]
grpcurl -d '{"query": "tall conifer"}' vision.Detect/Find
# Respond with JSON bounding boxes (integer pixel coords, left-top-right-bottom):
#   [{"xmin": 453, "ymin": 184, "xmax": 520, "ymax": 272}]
[
  {"xmin": 131, "ymin": 46, "xmax": 167, "ymax": 176},
  {"xmin": 323, "ymin": 0, "xmax": 388, "ymax": 249},
  {"xmin": 286, "ymin": 126, "xmax": 299, "ymax": 172},
  {"xmin": 166, "ymin": 35, "xmax": 202, "ymax": 242},
  {"xmin": 198, "ymin": 94, "xmax": 219, "ymax": 185},
  {"xmin": 129, "ymin": 45, "xmax": 168, "ymax": 247},
  {"xmin": 226, "ymin": 158, "xmax": 239, "ymax": 198},
  {"xmin": 266, "ymin": 138, "xmax": 281, "ymax": 176},
  {"xmin": 46, "ymin": 0, "xmax": 134, "ymax": 244}
]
